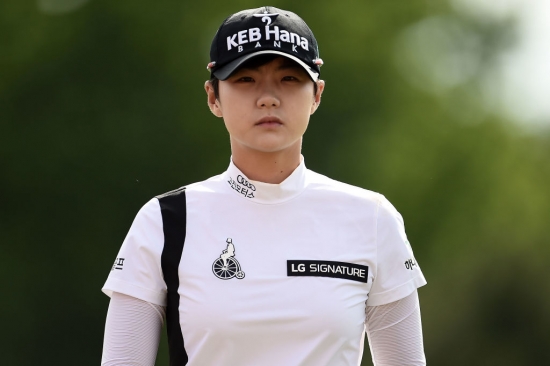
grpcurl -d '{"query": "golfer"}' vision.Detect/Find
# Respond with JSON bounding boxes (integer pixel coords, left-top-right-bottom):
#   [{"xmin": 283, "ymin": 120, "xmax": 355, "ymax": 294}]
[{"xmin": 101, "ymin": 6, "xmax": 427, "ymax": 366}]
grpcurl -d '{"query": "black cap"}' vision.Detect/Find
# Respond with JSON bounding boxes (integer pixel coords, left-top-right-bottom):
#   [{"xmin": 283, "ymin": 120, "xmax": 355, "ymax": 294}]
[{"xmin": 208, "ymin": 6, "xmax": 323, "ymax": 81}]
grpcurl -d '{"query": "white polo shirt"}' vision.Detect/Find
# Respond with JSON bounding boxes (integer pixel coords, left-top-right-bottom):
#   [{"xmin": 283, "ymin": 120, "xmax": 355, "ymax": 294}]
[{"xmin": 102, "ymin": 158, "xmax": 426, "ymax": 366}]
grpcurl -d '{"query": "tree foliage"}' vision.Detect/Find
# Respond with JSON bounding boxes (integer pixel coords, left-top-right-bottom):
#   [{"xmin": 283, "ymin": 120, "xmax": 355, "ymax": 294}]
[{"xmin": 1, "ymin": 0, "xmax": 548, "ymax": 364}]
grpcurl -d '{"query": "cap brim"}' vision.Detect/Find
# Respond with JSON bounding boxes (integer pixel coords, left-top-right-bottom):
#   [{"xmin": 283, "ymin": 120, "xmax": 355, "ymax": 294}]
[{"xmin": 212, "ymin": 50, "xmax": 319, "ymax": 81}]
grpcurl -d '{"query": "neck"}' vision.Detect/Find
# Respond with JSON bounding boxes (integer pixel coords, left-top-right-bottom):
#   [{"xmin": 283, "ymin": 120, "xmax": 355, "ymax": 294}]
[{"xmin": 230, "ymin": 144, "xmax": 302, "ymax": 184}]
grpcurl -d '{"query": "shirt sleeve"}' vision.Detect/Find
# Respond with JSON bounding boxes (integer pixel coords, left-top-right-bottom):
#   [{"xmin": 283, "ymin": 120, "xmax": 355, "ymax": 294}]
[
  {"xmin": 365, "ymin": 290, "xmax": 426, "ymax": 365},
  {"xmin": 101, "ymin": 292, "xmax": 165, "ymax": 366},
  {"xmin": 366, "ymin": 195, "xmax": 426, "ymax": 306},
  {"xmin": 102, "ymin": 198, "xmax": 167, "ymax": 306}
]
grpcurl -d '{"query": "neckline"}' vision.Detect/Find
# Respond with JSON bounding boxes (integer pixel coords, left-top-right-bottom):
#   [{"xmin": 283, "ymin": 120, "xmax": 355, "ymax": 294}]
[{"xmin": 222, "ymin": 157, "xmax": 308, "ymax": 204}]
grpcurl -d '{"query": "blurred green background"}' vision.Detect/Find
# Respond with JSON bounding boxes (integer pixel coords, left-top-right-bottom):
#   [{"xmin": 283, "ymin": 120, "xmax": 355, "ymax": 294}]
[{"xmin": 1, "ymin": 0, "xmax": 549, "ymax": 365}]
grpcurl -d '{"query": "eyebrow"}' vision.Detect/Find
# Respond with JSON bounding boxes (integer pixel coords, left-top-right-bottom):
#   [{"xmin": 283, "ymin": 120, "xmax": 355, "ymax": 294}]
[{"xmin": 276, "ymin": 62, "xmax": 302, "ymax": 71}]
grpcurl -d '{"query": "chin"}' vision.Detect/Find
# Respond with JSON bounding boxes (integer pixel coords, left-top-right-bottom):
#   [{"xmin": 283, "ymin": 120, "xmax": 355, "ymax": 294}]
[
  {"xmin": 234, "ymin": 136, "xmax": 302, "ymax": 154},
  {"xmin": 249, "ymin": 145, "xmax": 288, "ymax": 153},
  {"xmin": 245, "ymin": 139, "xmax": 290, "ymax": 152}
]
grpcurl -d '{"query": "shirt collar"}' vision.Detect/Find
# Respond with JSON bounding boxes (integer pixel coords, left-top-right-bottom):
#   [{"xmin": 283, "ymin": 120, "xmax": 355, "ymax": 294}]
[{"xmin": 223, "ymin": 157, "xmax": 308, "ymax": 204}]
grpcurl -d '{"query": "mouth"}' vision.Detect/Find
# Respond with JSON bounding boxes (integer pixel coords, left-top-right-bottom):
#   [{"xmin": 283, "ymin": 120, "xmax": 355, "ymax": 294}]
[{"xmin": 255, "ymin": 116, "xmax": 283, "ymax": 126}]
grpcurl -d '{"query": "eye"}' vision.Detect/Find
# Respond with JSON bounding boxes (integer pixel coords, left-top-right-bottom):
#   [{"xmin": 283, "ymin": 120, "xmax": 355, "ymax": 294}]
[
  {"xmin": 237, "ymin": 76, "xmax": 254, "ymax": 82},
  {"xmin": 282, "ymin": 76, "xmax": 299, "ymax": 81}
]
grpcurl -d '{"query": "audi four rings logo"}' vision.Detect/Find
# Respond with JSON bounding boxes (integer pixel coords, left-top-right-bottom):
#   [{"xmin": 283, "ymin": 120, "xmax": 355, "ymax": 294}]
[
  {"xmin": 228, "ymin": 175, "xmax": 256, "ymax": 198},
  {"xmin": 237, "ymin": 175, "xmax": 256, "ymax": 191}
]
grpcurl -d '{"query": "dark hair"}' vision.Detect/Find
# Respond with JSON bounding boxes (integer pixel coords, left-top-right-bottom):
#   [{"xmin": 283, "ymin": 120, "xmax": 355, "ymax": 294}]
[{"xmin": 210, "ymin": 54, "xmax": 318, "ymax": 100}]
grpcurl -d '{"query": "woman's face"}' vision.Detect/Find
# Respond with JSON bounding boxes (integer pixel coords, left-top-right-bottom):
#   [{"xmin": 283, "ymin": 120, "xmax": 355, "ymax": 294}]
[{"xmin": 206, "ymin": 57, "xmax": 324, "ymax": 156}]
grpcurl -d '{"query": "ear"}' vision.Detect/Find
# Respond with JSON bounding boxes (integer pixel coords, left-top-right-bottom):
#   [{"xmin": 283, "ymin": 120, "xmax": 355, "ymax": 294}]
[
  {"xmin": 205, "ymin": 80, "xmax": 223, "ymax": 118},
  {"xmin": 310, "ymin": 80, "xmax": 325, "ymax": 115}
]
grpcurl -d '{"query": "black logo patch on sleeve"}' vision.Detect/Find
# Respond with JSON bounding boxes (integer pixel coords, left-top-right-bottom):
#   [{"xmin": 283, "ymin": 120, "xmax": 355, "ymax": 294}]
[{"xmin": 287, "ymin": 260, "xmax": 369, "ymax": 283}]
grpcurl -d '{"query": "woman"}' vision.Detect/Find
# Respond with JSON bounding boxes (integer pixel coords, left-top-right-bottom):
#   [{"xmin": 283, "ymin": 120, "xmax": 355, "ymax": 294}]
[{"xmin": 101, "ymin": 6, "xmax": 427, "ymax": 365}]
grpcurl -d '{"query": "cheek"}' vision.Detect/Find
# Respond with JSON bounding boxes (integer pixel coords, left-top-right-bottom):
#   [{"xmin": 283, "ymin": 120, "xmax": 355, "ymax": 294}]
[
  {"xmin": 289, "ymin": 92, "xmax": 315, "ymax": 118},
  {"xmin": 220, "ymin": 104, "xmax": 251, "ymax": 136},
  {"xmin": 218, "ymin": 89, "xmax": 252, "ymax": 117},
  {"xmin": 219, "ymin": 96, "xmax": 244, "ymax": 119}
]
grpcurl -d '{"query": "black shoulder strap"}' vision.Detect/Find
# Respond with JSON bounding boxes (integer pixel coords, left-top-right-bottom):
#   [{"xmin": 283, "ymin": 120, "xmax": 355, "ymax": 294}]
[{"xmin": 157, "ymin": 187, "xmax": 188, "ymax": 365}]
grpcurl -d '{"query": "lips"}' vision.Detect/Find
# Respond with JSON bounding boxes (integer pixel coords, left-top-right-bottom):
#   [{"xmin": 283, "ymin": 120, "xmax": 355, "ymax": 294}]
[{"xmin": 255, "ymin": 116, "xmax": 283, "ymax": 126}]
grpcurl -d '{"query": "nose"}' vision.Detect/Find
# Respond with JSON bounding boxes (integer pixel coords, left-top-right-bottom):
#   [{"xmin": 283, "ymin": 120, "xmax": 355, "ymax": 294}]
[{"xmin": 256, "ymin": 88, "xmax": 280, "ymax": 109}]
